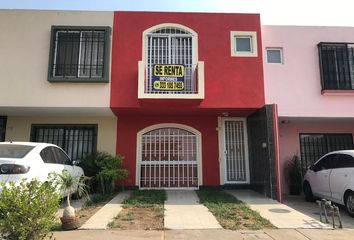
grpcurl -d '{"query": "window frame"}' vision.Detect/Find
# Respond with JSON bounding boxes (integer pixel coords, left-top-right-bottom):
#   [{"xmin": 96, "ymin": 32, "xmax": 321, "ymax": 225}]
[
  {"xmin": 299, "ymin": 133, "xmax": 354, "ymax": 174},
  {"xmin": 48, "ymin": 25, "xmax": 111, "ymax": 83},
  {"xmin": 30, "ymin": 124, "xmax": 98, "ymax": 161},
  {"xmin": 266, "ymin": 47, "xmax": 283, "ymax": 64},
  {"xmin": 230, "ymin": 31, "xmax": 258, "ymax": 57}
]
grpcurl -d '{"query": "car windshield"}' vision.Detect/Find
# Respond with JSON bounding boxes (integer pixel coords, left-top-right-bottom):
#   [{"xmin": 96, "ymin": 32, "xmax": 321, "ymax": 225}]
[{"xmin": 0, "ymin": 144, "xmax": 35, "ymax": 158}]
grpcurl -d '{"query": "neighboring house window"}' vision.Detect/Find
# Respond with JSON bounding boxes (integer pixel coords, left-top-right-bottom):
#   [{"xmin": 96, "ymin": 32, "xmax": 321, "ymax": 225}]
[
  {"xmin": 144, "ymin": 24, "xmax": 198, "ymax": 94},
  {"xmin": 0, "ymin": 116, "xmax": 6, "ymax": 142},
  {"xmin": 266, "ymin": 48, "xmax": 283, "ymax": 64},
  {"xmin": 48, "ymin": 26, "xmax": 111, "ymax": 82},
  {"xmin": 318, "ymin": 42, "xmax": 354, "ymax": 90},
  {"xmin": 299, "ymin": 133, "xmax": 353, "ymax": 173},
  {"xmin": 230, "ymin": 31, "xmax": 258, "ymax": 57},
  {"xmin": 30, "ymin": 124, "xmax": 97, "ymax": 161}
]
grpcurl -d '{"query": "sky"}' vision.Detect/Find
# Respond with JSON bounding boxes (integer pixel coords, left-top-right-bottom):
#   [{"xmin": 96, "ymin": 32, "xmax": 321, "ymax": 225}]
[{"xmin": 0, "ymin": 0, "xmax": 354, "ymax": 27}]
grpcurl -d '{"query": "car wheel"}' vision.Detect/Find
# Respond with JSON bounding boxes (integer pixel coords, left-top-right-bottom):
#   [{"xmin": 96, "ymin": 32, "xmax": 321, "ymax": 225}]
[
  {"xmin": 345, "ymin": 191, "xmax": 354, "ymax": 217},
  {"xmin": 303, "ymin": 181, "xmax": 314, "ymax": 202}
]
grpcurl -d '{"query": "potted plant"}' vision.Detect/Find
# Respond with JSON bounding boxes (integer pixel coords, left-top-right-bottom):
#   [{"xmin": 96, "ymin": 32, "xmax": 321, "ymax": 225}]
[
  {"xmin": 51, "ymin": 171, "xmax": 89, "ymax": 230},
  {"xmin": 284, "ymin": 154, "xmax": 303, "ymax": 195}
]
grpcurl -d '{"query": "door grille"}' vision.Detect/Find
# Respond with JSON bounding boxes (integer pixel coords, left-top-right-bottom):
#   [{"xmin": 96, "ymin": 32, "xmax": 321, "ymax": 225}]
[{"xmin": 140, "ymin": 127, "xmax": 198, "ymax": 189}]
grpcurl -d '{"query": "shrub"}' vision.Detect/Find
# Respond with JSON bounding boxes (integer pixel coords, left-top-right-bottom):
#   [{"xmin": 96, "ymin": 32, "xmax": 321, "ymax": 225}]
[
  {"xmin": 79, "ymin": 152, "xmax": 129, "ymax": 194},
  {"xmin": 284, "ymin": 154, "xmax": 303, "ymax": 195},
  {"xmin": 0, "ymin": 179, "xmax": 60, "ymax": 240},
  {"xmin": 96, "ymin": 154, "xmax": 129, "ymax": 194}
]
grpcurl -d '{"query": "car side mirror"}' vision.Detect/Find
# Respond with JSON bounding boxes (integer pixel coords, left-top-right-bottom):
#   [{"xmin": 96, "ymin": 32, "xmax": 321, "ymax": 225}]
[
  {"xmin": 72, "ymin": 160, "xmax": 79, "ymax": 166},
  {"xmin": 309, "ymin": 164, "xmax": 316, "ymax": 172}
]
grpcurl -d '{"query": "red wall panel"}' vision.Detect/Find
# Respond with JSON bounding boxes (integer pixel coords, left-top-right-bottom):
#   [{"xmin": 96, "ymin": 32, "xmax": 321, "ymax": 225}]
[
  {"xmin": 111, "ymin": 11, "xmax": 265, "ymax": 112},
  {"xmin": 117, "ymin": 115, "xmax": 220, "ymax": 186}
]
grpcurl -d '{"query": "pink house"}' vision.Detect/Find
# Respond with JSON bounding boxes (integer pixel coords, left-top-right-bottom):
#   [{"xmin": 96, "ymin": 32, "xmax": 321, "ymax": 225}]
[{"xmin": 263, "ymin": 25, "xmax": 354, "ymax": 195}]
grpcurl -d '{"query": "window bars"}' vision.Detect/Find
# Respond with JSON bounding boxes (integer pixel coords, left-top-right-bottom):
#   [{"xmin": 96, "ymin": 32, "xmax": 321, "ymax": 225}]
[
  {"xmin": 145, "ymin": 27, "xmax": 197, "ymax": 94},
  {"xmin": 318, "ymin": 43, "xmax": 354, "ymax": 90},
  {"xmin": 140, "ymin": 128, "xmax": 198, "ymax": 189},
  {"xmin": 299, "ymin": 133, "xmax": 353, "ymax": 174},
  {"xmin": 31, "ymin": 125, "xmax": 97, "ymax": 161},
  {"xmin": 224, "ymin": 120, "xmax": 247, "ymax": 182},
  {"xmin": 51, "ymin": 28, "xmax": 107, "ymax": 79}
]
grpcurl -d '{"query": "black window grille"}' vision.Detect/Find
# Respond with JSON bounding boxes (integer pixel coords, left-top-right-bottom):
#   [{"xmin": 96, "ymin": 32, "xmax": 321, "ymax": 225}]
[
  {"xmin": 48, "ymin": 26, "xmax": 110, "ymax": 82},
  {"xmin": 30, "ymin": 124, "xmax": 97, "ymax": 161},
  {"xmin": 299, "ymin": 133, "xmax": 353, "ymax": 174},
  {"xmin": 318, "ymin": 42, "xmax": 354, "ymax": 90},
  {"xmin": 0, "ymin": 116, "xmax": 6, "ymax": 142}
]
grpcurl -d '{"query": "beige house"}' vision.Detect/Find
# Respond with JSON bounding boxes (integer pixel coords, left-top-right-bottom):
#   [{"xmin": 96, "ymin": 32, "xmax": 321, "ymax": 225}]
[{"xmin": 0, "ymin": 10, "xmax": 116, "ymax": 159}]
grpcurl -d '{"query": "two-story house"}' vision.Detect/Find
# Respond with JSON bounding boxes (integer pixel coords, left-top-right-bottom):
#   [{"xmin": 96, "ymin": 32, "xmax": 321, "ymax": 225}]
[
  {"xmin": 263, "ymin": 26, "xmax": 354, "ymax": 195},
  {"xmin": 111, "ymin": 12, "xmax": 281, "ymax": 200},
  {"xmin": 0, "ymin": 10, "xmax": 117, "ymax": 160},
  {"xmin": 0, "ymin": 10, "xmax": 282, "ymax": 201}
]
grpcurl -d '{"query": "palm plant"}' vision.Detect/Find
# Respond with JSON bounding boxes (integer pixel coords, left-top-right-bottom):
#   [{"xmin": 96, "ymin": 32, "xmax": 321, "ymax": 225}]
[{"xmin": 51, "ymin": 170, "xmax": 89, "ymax": 229}]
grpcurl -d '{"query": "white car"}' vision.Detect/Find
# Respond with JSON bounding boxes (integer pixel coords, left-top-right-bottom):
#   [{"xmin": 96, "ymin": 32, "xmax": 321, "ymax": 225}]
[
  {"xmin": 303, "ymin": 150, "xmax": 354, "ymax": 217},
  {"xmin": 0, "ymin": 142, "xmax": 84, "ymax": 196}
]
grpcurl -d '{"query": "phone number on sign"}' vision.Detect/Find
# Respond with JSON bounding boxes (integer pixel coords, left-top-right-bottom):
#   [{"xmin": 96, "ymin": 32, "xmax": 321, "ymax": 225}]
[{"xmin": 153, "ymin": 81, "xmax": 184, "ymax": 90}]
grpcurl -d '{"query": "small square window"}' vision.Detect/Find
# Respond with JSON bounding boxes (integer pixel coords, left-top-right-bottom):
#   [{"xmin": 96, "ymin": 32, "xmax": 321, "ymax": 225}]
[
  {"xmin": 230, "ymin": 31, "xmax": 257, "ymax": 57},
  {"xmin": 266, "ymin": 48, "xmax": 283, "ymax": 64},
  {"xmin": 236, "ymin": 37, "xmax": 252, "ymax": 52}
]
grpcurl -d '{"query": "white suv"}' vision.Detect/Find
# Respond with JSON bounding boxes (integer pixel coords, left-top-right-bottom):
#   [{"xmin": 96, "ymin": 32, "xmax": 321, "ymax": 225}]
[
  {"xmin": 0, "ymin": 142, "xmax": 84, "ymax": 195},
  {"xmin": 303, "ymin": 150, "xmax": 354, "ymax": 217}
]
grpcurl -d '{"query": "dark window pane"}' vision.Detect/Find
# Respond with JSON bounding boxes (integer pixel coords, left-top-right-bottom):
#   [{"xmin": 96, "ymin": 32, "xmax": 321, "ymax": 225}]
[
  {"xmin": 336, "ymin": 154, "xmax": 354, "ymax": 168},
  {"xmin": 31, "ymin": 125, "xmax": 97, "ymax": 161},
  {"xmin": 267, "ymin": 49, "xmax": 282, "ymax": 63},
  {"xmin": 55, "ymin": 32, "xmax": 80, "ymax": 77},
  {"xmin": 236, "ymin": 37, "xmax": 251, "ymax": 52},
  {"xmin": 51, "ymin": 28, "xmax": 107, "ymax": 79},
  {"xmin": 318, "ymin": 43, "xmax": 353, "ymax": 90},
  {"xmin": 0, "ymin": 144, "xmax": 34, "ymax": 158},
  {"xmin": 40, "ymin": 147, "xmax": 56, "ymax": 164},
  {"xmin": 53, "ymin": 147, "xmax": 71, "ymax": 165},
  {"xmin": 300, "ymin": 133, "xmax": 353, "ymax": 174}
]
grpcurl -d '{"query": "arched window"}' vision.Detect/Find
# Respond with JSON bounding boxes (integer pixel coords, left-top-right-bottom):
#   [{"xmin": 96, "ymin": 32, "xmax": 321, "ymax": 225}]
[{"xmin": 143, "ymin": 24, "xmax": 198, "ymax": 94}]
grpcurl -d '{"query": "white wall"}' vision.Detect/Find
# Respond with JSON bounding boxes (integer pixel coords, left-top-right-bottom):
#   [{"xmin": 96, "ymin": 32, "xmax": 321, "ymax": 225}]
[
  {"xmin": 5, "ymin": 116, "xmax": 117, "ymax": 155},
  {"xmin": 0, "ymin": 10, "xmax": 113, "ymax": 110}
]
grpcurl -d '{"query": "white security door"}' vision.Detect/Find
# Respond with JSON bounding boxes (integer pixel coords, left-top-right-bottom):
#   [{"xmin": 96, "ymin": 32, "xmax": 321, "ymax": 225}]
[
  {"xmin": 222, "ymin": 118, "xmax": 250, "ymax": 183},
  {"xmin": 139, "ymin": 127, "xmax": 198, "ymax": 189}
]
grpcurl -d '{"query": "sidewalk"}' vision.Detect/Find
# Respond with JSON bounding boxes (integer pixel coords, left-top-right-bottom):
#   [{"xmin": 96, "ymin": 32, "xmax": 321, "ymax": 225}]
[
  {"xmin": 227, "ymin": 190, "xmax": 329, "ymax": 229},
  {"xmin": 164, "ymin": 190, "xmax": 221, "ymax": 229},
  {"xmin": 80, "ymin": 191, "xmax": 130, "ymax": 229},
  {"xmin": 53, "ymin": 229, "xmax": 354, "ymax": 240}
]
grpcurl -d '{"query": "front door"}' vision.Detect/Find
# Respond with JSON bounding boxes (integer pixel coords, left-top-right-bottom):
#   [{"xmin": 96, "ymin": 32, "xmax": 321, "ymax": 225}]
[
  {"xmin": 222, "ymin": 118, "xmax": 249, "ymax": 184},
  {"xmin": 139, "ymin": 127, "xmax": 199, "ymax": 189}
]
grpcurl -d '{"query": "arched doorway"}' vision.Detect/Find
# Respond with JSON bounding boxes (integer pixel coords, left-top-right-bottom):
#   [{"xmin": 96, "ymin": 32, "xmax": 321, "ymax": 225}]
[{"xmin": 137, "ymin": 124, "xmax": 201, "ymax": 189}]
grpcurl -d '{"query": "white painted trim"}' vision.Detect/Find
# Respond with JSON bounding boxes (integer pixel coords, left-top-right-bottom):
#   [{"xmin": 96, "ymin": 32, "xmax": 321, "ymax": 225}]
[
  {"xmin": 230, "ymin": 31, "xmax": 258, "ymax": 57},
  {"xmin": 217, "ymin": 117, "xmax": 225, "ymax": 185},
  {"xmin": 136, "ymin": 123, "xmax": 203, "ymax": 188},
  {"xmin": 220, "ymin": 117, "xmax": 250, "ymax": 184},
  {"xmin": 138, "ymin": 61, "xmax": 205, "ymax": 99}
]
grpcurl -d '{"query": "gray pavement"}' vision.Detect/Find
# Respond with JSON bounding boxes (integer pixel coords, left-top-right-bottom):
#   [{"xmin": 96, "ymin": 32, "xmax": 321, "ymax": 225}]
[
  {"xmin": 164, "ymin": 190, "xmax": 221, "ymax": 229},
  {"xmin": 53, "ymin": 229, "xmax": 354, "ymax": 240},
  {"xmin": 227, "ymin": 190, "xmax": 329, "ymax": 229},
  {"xmin": 283, "ymin": 195, "xmax": 354, "ymax": 229}
]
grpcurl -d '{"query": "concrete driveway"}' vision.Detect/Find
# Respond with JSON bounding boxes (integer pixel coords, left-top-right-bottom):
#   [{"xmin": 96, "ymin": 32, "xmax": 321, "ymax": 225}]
[{"xmin": 283, "ymin": 195, "xmax": 354, "ymax": 229}]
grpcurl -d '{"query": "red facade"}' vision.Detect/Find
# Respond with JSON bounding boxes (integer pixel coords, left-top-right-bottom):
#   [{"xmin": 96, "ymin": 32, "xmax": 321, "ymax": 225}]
[{"xmin": 111, "ymin": 11, "xmax": 265, "ymax": 187}]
